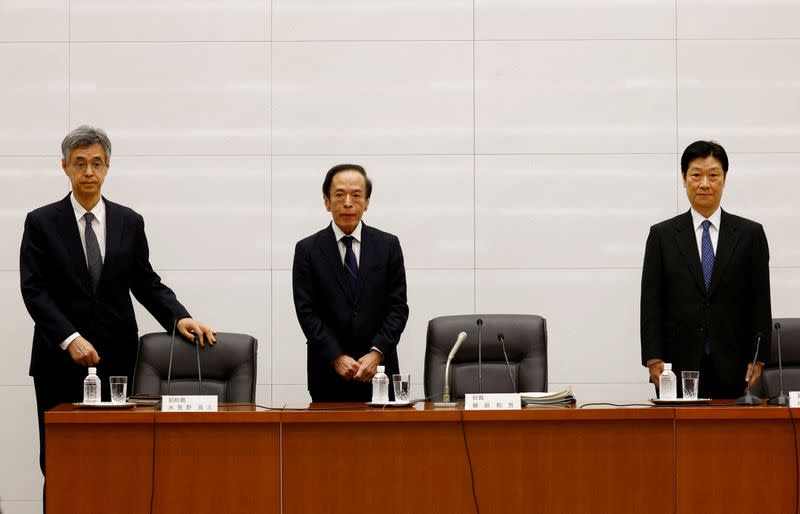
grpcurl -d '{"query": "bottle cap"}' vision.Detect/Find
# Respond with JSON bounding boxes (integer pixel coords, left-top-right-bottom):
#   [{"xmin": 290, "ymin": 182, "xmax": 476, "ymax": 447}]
[
  {"xmin": 377, "ymin": 366, "xmax": 385, "ymax": 373},
  {"xmin": 88, "ymin": 367, "xmax": 97, "ymax": 374},
  {"xmin": 664, "ymin": 363, "xmax": 672, "ymax": 371}
]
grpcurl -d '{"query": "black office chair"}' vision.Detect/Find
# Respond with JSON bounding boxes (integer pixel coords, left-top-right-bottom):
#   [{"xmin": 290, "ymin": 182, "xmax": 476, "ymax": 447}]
[
  {"xmin": 424, "ymin": 314, "xmax": 547, "ymax": 400},
  {"xmin": 755, "ymin": 318, "xmax": 800, "ymax": 400},
  {"xmin": 132, "ymin": 332, "xmax": 257, "ymax": 402}
]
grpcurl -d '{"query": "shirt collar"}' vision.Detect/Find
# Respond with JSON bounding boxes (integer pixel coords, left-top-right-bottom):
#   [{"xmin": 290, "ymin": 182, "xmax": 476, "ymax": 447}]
[
  {"xmin": 331, "ymin": 220, "xmax": 363, "ymax": 243},
  {"xmin": 690, "ymin": 207, "xmax": 721, "ymax": 231},
  {"xmin": 70, "ymin": 193, "xmax": 105, "ymax": 225}
]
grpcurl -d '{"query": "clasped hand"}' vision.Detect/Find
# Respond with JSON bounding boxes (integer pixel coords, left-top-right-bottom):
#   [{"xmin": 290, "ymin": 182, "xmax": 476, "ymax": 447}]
[{"xmin": 333, "ymin": 351, "xmax": 382, "ymax": 382}]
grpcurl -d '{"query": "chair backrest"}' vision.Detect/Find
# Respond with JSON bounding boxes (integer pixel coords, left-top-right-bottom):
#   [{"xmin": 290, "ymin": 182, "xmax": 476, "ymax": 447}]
[
  {"xmin": 757, "ymin": 318, "xmax": 800, "ymax": 398},
  {"xmin": 424, "ymin": 314, "xmax": 547, "ymax": 400},
  {"xmin": 132, "ymin": 332, "xmax": 257, "ymax": 402}
]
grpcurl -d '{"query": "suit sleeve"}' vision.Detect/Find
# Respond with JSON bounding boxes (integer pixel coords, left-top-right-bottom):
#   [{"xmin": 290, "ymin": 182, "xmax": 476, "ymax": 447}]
[
  {"xmin": 128, "ymin": 214, "xmax": 190, "ymax": 332},
  {"xmin": 640, "ymin": 226, "xmax": 664, "ymax": 366},
  {"xmin": 752, "ymin": 224, "xmax": 772, "ymax": 362},
  {"xmin": 292, "ymin": 240, "xmax": 344, "ymax": 361},
  {"xmin": 370, "ymin": 235, "xmax": 409, "ymax": 356},
  {"xmin": 20, "ymin": 213, "xmax": 76, "ymax": 349}
]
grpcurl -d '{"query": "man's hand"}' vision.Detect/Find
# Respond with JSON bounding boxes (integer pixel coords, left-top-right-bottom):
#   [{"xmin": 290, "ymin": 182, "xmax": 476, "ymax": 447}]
[
  {"xmin": 67, "ymin": 336, "xmax": 100, "ymax": 366},
  {"xmin": 177, "ymin": 318, "xmax": 216, "ymax": 347},
  {"xmin": 333, "ymin": 355, "xmax": 360, "ymax": 379},
  {"xmin": 648, "ymin": 361, "xmax": 665, "ymax": 390},
  {"xmin": 745, "ymin": 362, "xmax": 764, "ymax": 387},
  {"xmin": 354, "ymin": 350, "xmax": 383, "ymax": 383}
]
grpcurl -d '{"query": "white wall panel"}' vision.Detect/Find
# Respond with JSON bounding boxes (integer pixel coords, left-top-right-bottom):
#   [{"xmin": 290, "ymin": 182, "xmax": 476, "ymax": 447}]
[
  {"xmin": 272, "ymin": 42, "xmax": 473, "ymax": 155},
  {"xmin": 476, "ymin": 154, "xmax": 676, "ymax": 268},
  {"xmin": 70, "ymin": 0, "xmax": 270, "ymax": 42},
  {"xmin": 770, "ymin": 269, "xmax": 800, "ymax": 319},
  {"xmin": 678, "ymin": 0, "xmax": 800, "ymax": 39},
  {"xmin": 271, "ymin": 270, "xmax": 305, "ymax": 385},
  {"xmin": 131, "ymin": 270, "xmax": 270, "ymax": 385},
  {"xmin": 476, "ymin": 0, "xmax": 674, "ymax": 40},
  {"xmin": 0, "ymin": 44, "xmax": 68, "ymax": 155},
  {"xmin": 273, "ymin": 0, "xmax": 472, "ymax": 41},
  {"xmin": 0, "ymin": 386, "xmax": 42, "ymax": 502},
  {"xmin": 271, "ymin": 155, "xmax": 473, "ymax": 270},
  {"xmin": 476, "ymin": 40, "xmax": 676, "ymax": 154},
  {"xmin": 0, "ymin": 158, "xmax": 69, "ymax": 271},
  {"xmin": 103, "ymin": 156, "xmax": 269, "ymax": 270},
  {"xmin": 678, "ymin": 40, "xmax": 800, "ymax": 153},
  {"xmin": 0, "ymin": 272, "xmax": 35, "ymax": 386},
  {"xmin": 476, "ymin": 269, "xmax": 644, "ymax": 384},
  {"xmin": 69, "ymin": 42, "xmax": 269, "ymax": 155},
  {"xmin": 0, "ymin": 0, "xmax": 68, "ymax": 42}
]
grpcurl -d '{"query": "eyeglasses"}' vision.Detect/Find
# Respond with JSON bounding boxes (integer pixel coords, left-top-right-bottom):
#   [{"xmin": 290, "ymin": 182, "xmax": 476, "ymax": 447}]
[{"xmin": 70, "ymin": 160, "xmax": 108, "ymax": 173}]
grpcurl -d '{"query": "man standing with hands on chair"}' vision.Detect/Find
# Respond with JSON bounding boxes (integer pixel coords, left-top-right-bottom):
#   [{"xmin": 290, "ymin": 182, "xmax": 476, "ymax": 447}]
[
  {"xmin": 293, "ymin": 164, "xmax": 408, "ymax": 402},
  {"xmin": 640, "ymin": 140, "xmax": 772, "ymax": 399},
  {"xmin": 20, "ymin": 125, "xmax": 216, "ymax": 483}
]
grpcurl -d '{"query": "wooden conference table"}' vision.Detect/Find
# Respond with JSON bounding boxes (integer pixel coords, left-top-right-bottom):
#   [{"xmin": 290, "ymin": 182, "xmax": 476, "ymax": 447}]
[{"xmin": 46, "ymin": 401, "xmax": 799, "ymax": 514}]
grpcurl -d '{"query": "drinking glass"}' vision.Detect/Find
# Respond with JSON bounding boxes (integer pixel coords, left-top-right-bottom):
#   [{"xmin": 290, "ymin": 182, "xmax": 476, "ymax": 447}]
[
  {"xmin": 392, "ymin": 374, "xmax": 411, "ymax": 402},
  {"xmin": 110, "ymin": 376, "xmax": 128, "ymax": 404},
  {"xmin": 681, "ymin": 371, "xmax": 699, "ymax": 400}
]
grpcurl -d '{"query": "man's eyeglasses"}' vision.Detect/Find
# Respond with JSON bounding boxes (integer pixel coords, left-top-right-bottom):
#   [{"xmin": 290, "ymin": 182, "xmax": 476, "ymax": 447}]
[{"xmin": 70, "ymin": 161, "xmax": 107, "ymax": 173}]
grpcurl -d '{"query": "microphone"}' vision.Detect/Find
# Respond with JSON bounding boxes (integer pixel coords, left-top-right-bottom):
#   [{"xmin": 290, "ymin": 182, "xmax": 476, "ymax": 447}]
[
  {"xmin": 166, "ymin": 319, "xmax": 178, "ymax": 396},
  {"xmin": 768, "ymin": 322, "xmax": 788, "ymax": 406},
  {"xmin": 497, "ymin": 333, "xmax": 516, "ymax": 392},
  {"xmin": 735, "ymin": 332, "xmax": 764, "ymax": 406},
  {"xmin": 439, "ymin": 331, "xmax": 467, "ymax": 404},
  {"xmin": 194, "ymin": 333, "xmax": 203, "ymax": 395},
  {"xmin": 477, "ymin": 318, "xmax": 483, "ymax": 394}
]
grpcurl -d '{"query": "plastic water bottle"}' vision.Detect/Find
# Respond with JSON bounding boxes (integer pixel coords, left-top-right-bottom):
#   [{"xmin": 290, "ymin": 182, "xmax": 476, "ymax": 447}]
[
  {"xmin": 659, "ymin": 363, "xmax": 677, "ymax": 400},
  {"xmin": 83, "ymin": 367, "xmax": 100, "ymax": 403},
  {"xmin": 371, "ymin": 365, "xmax": 389, "ymax": 403}
]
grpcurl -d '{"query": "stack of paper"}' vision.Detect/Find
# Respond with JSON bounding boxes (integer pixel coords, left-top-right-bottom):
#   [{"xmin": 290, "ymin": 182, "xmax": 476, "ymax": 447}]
[{"xmin": 520, "ymin": 386, "xmax": 575, "ymax": 405}]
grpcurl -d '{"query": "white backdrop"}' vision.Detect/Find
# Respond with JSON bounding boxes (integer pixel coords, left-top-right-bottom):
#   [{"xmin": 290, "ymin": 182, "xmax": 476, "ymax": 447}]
[{"xmin": 2, "ymin": 1, "xmax": 800, "ymax": 512}]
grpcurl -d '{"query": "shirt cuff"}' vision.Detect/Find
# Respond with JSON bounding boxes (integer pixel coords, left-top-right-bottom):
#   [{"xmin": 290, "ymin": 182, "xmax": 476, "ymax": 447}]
[
  {"xmin": 370, "ymin": 346, "xmax": 383, "ymax": 357},
  {"xmin": 646, "ymin": 358, "xmax": 663, "ymax": 366},
  {"xmin": 60, "ymin": 332, "xmax": 80, "ymax": 350}
]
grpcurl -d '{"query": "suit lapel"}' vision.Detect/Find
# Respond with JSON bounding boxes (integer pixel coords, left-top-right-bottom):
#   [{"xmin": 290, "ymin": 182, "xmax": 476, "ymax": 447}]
[
  {"xmin": 355, "ymin": 224, "xmax": 372, "ymax": 303},
  {"xmin": 100, "ymin": 197, "xmax": 123, "ymax": 291},
  {"xmin": 708, "ymin": 209, "xmax": 739, "ymax": 295},
  {"xmin": 673, "ymin": 210, "xmax": 707, "ymax": 295},
  {"xmin": 320, "ymin": 223, "xmax": 355, "ymax": 303},
  {"xmin": 55, "ymin": 194, "xmax": 92, "ymax": 294}
]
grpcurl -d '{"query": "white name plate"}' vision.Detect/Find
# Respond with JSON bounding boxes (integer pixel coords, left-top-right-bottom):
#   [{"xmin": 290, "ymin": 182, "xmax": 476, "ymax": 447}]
[
  {"xmin": 161, "ymin": 395, "xmax": 218, "ymax": 412},
  {"xmin": 464, "ymin": 393, "xmax": 521, "ymax": 411},
  {"xmin": 789, "ymin": 391, "xmax": 800, "ymax": 408}
]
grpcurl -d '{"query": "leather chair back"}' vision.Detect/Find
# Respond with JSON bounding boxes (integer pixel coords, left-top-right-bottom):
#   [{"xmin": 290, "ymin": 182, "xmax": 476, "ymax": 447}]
[
  {"xmin": 424, "ymin": 314, "xmax": 547, "ymax": 400},
  {"xmin": 757, "ymin": 318, "xmax": 800, "ymax": 399},
  {"xmin": 132, "ymin": 332, "xmax": 257, "ymax": 402}
]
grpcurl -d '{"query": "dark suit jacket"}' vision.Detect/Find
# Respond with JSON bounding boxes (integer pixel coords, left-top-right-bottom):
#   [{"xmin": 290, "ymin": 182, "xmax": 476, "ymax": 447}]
[
  {"xmin": 640, "ymin": 209, "xmax": 772, "ymax": 389},
  {"xmin": 292, "ymin": 223, "xmax": 409, "ymax": 400},
  {"xmin": 20, "ymin": 194, "xmax": 190, "ymax": 385}
]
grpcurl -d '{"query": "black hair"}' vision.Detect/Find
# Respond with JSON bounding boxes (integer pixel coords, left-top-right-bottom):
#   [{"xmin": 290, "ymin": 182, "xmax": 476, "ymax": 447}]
[
  {"xmin": 680, "ymin": 140, "xmax": 729, "ymax": 178},
  {"xmin": 322, "ymin": 164, "xmax": 372, "ymax": 199}
]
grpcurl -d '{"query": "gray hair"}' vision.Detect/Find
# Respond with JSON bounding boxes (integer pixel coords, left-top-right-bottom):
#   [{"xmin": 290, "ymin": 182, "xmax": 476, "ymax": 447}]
[{"xmin": 61, "ymin": 125, "xmax": 112, "ymax": 163}]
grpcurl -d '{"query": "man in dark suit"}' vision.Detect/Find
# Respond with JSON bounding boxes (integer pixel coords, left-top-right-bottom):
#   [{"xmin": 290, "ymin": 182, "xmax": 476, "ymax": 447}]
[
  {"xmin": 640, "ymin": 140, "xmax": 772, "ymax": 399},
  {"xmin": 292, "ymin": 164, "xmax": 408, "ymax": 402},
  {"xmin": 20, "ymin": 125, "xmax": 216, "ymax": 476}
]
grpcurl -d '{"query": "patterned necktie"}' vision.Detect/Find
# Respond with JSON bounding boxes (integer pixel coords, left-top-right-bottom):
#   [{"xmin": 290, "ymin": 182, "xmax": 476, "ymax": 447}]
[
  {"xmin": 84, "ymin": 212, "xmax": 103, "ymax": 291},
  {"xmin": 701, "ymin": 219, "xmax": 714, "ymax": 354},
  {"xmin": 341, "ymin": 236, "xmax": 359, "ymax": 295}
]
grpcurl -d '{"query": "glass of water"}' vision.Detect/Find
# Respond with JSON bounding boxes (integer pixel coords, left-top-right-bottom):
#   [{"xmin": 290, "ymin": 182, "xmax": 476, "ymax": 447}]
[
  {"xmin": 392, "ymin": 374, "xmax": 411, "ymax": 402},
  {"xmin": 681, "ymin": 371, "xmax": 699, "ymax": 400},
  {"xmin": 109, "ymin": 376, "xmax": 128, "ymax": 404}
]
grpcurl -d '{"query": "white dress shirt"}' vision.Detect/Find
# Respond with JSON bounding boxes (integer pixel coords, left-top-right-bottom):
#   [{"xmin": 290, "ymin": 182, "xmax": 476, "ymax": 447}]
[
  {"xmin": 690, "ymin": 207, "xmax": 721, "ymax": 262},
  {"xmin": 331, "ymin": 220, "xmax": 362, "ymax": 267},
  {"xmin": 61, "ymin": 194, "xmax": 106, "ymax": 350}
]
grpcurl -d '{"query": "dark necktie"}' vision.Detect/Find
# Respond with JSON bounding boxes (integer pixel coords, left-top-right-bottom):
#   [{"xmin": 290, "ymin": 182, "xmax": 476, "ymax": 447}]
[
  {"xmin": 701, "ymin": 219, "xmax": 715, "ymax": 354},
  {"xmin": 341, "ymin": 236, "xmax": 359, "ymax": 295},
  {"xmin": 84, "ymin": 212, "xmax": 103, "ymax": 291}
]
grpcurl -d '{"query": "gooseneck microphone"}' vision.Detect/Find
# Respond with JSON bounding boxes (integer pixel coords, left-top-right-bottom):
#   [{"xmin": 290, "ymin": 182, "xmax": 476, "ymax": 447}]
[
  {"xmin": 476, "ymin": 318, "xmax": 484, "ymax": 394},
  {"xmin": 735, "ymin": 332, "xmax": 764, "ymax": 406},
  {"xmin": 768, "ymin": 322, "xmax": 788, "ymax": 406},
  {"xmin": 166, "ymin": 319, "xmax": 178, "ymax": 395},
  {"xmin": 441, "ymin": 331, "xmax": 468, "ymax": 403},
  {"xmin": 497, "ymin": 333, "xmax": 516, "ymax": 392}
]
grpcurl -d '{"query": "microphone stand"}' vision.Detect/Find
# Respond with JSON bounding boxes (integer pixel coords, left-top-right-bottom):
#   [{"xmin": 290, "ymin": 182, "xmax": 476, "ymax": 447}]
[
  {"xmin": 735, "ymin": 332, "xmax": 763, "ymax": 406},
  {"xmin": 476, "ymin": 318, "xmax": 483, "ymax": 394},
  {"xmin": 768, "ymin": 322, "xmax": 788, "ymax": 406}
]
